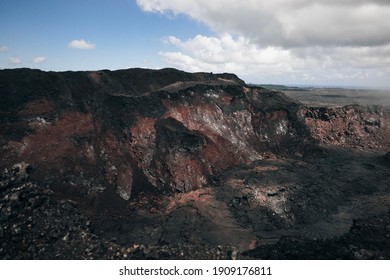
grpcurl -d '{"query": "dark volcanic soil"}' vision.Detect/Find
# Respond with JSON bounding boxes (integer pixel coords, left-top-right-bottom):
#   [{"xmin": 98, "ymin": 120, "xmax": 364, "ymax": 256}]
[{"xmin": 1, "ymin": 68, "xmax": 390, "ymax": 259}]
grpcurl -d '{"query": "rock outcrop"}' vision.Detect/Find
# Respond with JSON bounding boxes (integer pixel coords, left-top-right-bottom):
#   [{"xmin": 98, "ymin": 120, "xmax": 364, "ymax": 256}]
[
  {"xmin": 0, "ymin": 68, "xmax": 312, "ymax": 203},
  {"xmin": 304, "ymin": 105, "xmax": 390, "ymax": 150},
  {"xmin": 1, "ymin": 68, "xmax": 390, "ymax": 260}
]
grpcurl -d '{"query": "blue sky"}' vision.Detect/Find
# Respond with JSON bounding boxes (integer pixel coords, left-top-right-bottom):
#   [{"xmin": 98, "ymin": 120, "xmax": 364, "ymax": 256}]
[
  {"xmin": 0, "ymin": 0, "xmax": 210, "ymax": 70},
  {"xmin": 1, "ymin": 0, "xmax": 390, "ymax": 87}
]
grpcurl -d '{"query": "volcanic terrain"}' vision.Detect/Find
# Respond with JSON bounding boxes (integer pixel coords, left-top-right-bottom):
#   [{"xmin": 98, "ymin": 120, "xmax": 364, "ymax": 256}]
[{"xmin": 1, "ymin": 68, "xmax": 389, "ymax": 259}]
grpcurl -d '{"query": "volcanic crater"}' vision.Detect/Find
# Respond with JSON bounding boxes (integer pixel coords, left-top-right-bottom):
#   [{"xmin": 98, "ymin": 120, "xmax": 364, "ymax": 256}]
[{"xmin": 1, "ymin": 68, "xmax": 389, "ymax": 259}]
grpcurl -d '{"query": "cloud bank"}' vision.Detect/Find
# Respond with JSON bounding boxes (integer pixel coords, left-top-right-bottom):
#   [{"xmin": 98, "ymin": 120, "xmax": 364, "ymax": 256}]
[
  {"xmin": 137, "ymin": 0, "xmax": 390, "ymax": 47},
  {"xmin": 68, "ymin": 39, "xmax": 96, "ymax": 49},
  {"xmin": 137, "ymin": 0, "xmax": 390, "ymax": 86}
]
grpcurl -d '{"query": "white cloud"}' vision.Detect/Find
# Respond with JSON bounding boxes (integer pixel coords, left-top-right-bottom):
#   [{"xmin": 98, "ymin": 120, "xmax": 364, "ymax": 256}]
[
  {"xmin": 0, "ymin": 46, "xmax": 9, "ymax": 52},
  {"xmin": 33, "ymin": 56, "xmax": 46, "ymax": 64},
  {"xmin": 137, "ymin": 0, "xmax": 390, "ymax": 47},
  {"xmin": 67, "ymin": 39, "xmax": 96, "ymax": 49},
  {"xmin": 161, "ymin": 34, "xmax": 390, "ymax": 86},
  {"xmin": 9, "ymin": 57, "xmax": 22, "ymax": 65},
  {"xmin": 138, "ymin": 0, "xmax": 390, "ymax": 86},
  {"xmin": 161, "ymin": 34, "xmax": 291, "ymax": 73}
]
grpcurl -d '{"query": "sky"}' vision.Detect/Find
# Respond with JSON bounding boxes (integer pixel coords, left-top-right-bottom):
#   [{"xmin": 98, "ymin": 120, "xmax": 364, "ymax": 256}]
[{"xmin": 1, "ymin": 0, "xmax": 390, "ymax": 87}]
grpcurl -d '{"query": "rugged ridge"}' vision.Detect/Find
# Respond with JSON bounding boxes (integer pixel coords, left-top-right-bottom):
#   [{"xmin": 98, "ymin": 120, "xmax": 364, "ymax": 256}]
[
  {"xmin": 1, "ymin": 68, "xmax": 390, "ymax": 259},
  {"xmin": 0, "ymin": 68, "xmax": 312, "ymax": 203}
]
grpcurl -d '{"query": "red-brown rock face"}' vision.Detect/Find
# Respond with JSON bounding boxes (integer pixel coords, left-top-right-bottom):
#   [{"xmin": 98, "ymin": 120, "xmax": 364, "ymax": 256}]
[
  {"xmin": 2, "ymin": 68, "xmax": 390, "ymax": 259},
  {"xmin": 0, "ymin": 68, "xmax": 311, "ymax": 203},
  {"xmin": 304, "ymin": 105, "xmax": 390, "ymax": 150}
]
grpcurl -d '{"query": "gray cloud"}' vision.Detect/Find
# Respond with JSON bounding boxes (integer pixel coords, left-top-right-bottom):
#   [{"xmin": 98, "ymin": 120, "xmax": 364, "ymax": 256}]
[
  {"xmin": 137, "ymin": 0, "xmax": 390, "ymax": 47},
  {"xmin": 137, "ymin": 0, "xmax": 390, "ymax": 86}
]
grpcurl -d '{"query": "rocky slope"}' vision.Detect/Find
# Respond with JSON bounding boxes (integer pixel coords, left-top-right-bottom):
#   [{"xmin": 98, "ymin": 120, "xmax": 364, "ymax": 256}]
[
  {"xmin": 304, "ymin": 105, "xmax": 390, "ymax": 150},
  {"xmin": 0, "ymin": 68, "xmax": 311, "ymax": 202},
  {"xmin": 1, "ymin": 68, "xmax": 390, "ymax": 259}
]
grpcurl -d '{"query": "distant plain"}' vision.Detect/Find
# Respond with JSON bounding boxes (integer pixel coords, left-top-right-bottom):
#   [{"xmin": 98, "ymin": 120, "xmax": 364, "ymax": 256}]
[{"xmin": 260, "ymin": 85, "xmax": 390, "ymax": 107}]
